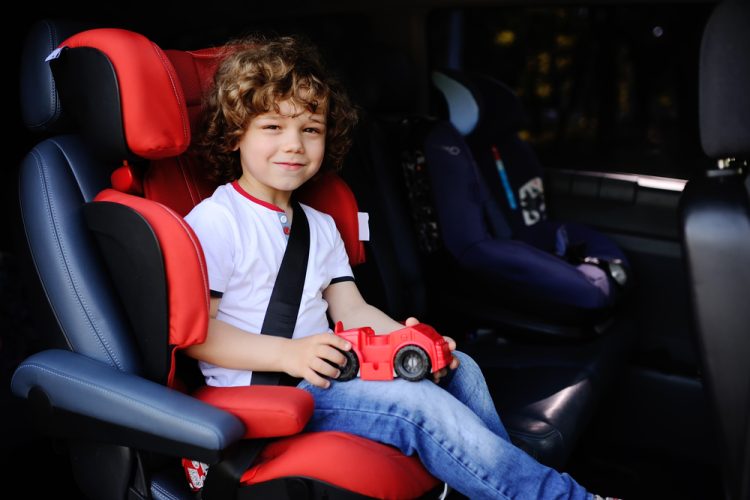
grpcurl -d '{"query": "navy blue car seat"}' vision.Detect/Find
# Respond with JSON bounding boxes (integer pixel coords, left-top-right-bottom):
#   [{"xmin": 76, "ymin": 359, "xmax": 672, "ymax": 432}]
[
  {"xmin": 420, "ymin": 69, "xmax": 630, "ymax": 334},
  {"xmin": 680, "ymin": 2, "xmax": 750, "ymax": 499},
  {"xmin": 336, "ymin": 44, "xmax": 635, "ymax": 468},
  {"xmin": 11, "ymin": 24, "xmax": 441, "ymax": 499}
]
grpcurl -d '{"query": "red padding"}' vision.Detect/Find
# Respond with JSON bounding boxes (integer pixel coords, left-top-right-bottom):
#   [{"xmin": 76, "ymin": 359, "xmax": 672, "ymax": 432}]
[
  {"xmin": 297, "ymin": 172, "xmax": 366, "ymax": 266},
  {"xmin": 165, "ymin": 48, "xmax": 224, "ymax": 130},
  {"xmin": 243, "ymin": 432, "xmax": 439, "ymax": 498},
  {"xmin": 61, "ymin": 29, "xmax": 190, "ymax": 159},
  {"xmin": 111, "ymin": 163, "xmax": 144, "ymax": 196},
  {"xmin": 192, "ymin": 386, "xmax": 313, "ymax": 439},
  {"xmin": 144, "ymin": 156, "xmax": 219, "ymax": 217},
  {"xmin": 94, "ymin": 188, "xmax": 209, "ymax": 387}
]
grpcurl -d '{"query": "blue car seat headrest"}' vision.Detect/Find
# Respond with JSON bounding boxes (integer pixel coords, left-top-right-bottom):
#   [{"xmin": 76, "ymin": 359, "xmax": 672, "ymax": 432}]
[
  {"xmin": 20, "ymin": 19, "xmax": 95, "ymax": 133},
  {"xmin": 431, "ymin": 70, "xmax": 479, "ymax": 135},
  {"xmin": 431, "ymin": 69, "xmax": 525, "ymax": 138},
  {"xmin": 699, "ymin": 0, "xmax": 750, "ymax": 160}
]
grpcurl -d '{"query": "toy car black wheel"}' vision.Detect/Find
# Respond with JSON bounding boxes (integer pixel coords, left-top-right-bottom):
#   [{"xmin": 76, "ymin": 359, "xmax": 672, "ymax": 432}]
[
  {"xmin": 337, "ymin": 350, "xmax": 360, "ymax": 381},
  {"xmin": 394, "ymin": 345, "xmax": 431, "ymax": 381}
]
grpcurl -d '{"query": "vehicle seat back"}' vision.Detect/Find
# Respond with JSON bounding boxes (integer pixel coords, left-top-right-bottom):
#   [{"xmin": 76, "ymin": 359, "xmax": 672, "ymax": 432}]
[
  {"xmin": 432, "ymin": 69, "xmax": 546, "ymax": 232},
  {"xmin": 20, "ymin": 25, "xmax": 438, "ymax": 499},
  {"xmin": 680, "ymin": 2, "xmax": 750, "ymax": 498},
  {"xmin": 423, "ymin": 68, "xmax": 630, "ymax": 330}
]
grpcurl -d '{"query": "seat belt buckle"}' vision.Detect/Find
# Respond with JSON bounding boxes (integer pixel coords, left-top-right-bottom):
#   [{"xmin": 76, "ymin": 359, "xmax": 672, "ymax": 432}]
[{"xmin": 583, "ymin": 256, "xmax": 628, "ymax": 287}]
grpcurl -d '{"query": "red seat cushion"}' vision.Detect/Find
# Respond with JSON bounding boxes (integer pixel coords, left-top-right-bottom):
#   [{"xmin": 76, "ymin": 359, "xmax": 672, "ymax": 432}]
[
  {"xmin": 193, "ymin": 385, "xmax": 314, "ymax": 439},
  {"xmin": 244, "ymin": 432, "xmax": 440, "ymax": 497}
]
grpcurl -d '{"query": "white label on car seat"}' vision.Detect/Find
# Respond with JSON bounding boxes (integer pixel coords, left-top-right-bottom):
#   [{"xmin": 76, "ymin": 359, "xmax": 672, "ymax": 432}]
[
  {"xmin": 45, "ymin": 48, "xmax": 63, "ymax": 61},
  {"xmin": 358, "ymin": 212, "xmax": 370, "ymax": 241},
  {"xmin": 182, "ymin": 459, "xmax": 209, "ymax": 491},
  {"xmin": 519, "ymin": 177, "xmax": 546, "ymax": 226}
]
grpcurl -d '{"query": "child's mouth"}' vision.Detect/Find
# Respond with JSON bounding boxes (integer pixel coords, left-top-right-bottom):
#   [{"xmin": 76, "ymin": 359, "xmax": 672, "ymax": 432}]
[{"xmin": 275, "ymin": 162, "xmax": 305, "ymax": 171}]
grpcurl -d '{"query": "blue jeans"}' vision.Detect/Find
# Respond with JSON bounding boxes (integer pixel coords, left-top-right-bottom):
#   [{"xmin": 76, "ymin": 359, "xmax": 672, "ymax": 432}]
[{"xmin": 298, "ymin": 351, "xmax": 590, "ymax": 499}]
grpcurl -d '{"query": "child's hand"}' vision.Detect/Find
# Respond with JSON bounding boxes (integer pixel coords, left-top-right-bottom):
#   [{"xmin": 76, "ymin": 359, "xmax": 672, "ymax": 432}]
[
  {"xmin": 403, "ymin": 318, "xmax": 460, "ymax": 384},
  {"xmin": 285, "ymin": 333, "xmax": 352, "ymax": 388},
  {"xmin": 432, "ymin": 336, "xmax": 460, "ymax": 383}
]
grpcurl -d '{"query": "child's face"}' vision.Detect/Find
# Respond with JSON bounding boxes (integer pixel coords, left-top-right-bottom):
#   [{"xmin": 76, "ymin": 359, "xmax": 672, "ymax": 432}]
[{"xmin": 235, "ymin": 98, "xmax": 326, "ymax": 202}]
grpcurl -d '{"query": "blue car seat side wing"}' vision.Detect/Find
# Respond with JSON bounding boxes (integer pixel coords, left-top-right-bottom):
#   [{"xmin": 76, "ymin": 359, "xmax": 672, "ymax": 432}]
[{"xmin": 19, "ymin": 136, "xmax": 140, "ymax": 372}]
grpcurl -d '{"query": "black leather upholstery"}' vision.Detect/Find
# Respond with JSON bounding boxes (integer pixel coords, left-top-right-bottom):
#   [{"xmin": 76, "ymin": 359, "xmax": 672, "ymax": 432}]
[
  {"xmin": 681, "ymin": 2, "xmax": 750, "ymax": 499},
  {"xmin": 699, "ymin": 1, "xmax": 750, "ymax": 159},
  {"xmin": 20, "ymin": 19, "xmax": 94, "ymax": 133}
]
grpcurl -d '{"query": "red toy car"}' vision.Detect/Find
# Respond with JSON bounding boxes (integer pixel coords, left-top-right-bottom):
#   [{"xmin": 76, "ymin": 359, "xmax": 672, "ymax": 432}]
[{"xmin": 332, "ymin": 322, "xmax": 453, "ymax": 382}]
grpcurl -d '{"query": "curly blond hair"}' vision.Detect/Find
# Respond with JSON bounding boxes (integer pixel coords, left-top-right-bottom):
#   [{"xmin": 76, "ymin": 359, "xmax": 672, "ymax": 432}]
[{"xmin": 194, "ymin": 35, "xmax": 358, "ymax": 184}]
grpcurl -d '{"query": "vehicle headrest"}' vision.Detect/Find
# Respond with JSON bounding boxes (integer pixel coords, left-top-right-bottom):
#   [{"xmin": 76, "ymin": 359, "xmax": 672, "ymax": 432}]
[
  {"xmin": 699, "ymin": 0, "xmax": 750, "ymax": 159},
  {"xmin": 49, "ymin": 28, "xmax": 191, "ymax": 161},
  {"xmin": 431, "ymin": 70, "xmax": 479, "ymax": 135},
  {"xmin": 431, "ymin": 70, "xmax": 525, "ymax": 138},
  {"xmin": 163, "ymin": 47, "xmax": 225, "ymax": 131},
  {"xmin": 20, "ymin": 19, "xmax": 95, "ymax": 133}
]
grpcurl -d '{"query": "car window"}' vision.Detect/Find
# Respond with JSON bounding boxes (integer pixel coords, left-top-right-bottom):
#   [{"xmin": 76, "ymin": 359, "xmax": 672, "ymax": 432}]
[{"xmin": 428, "ymin": 3, "xmax": 715, "ymax": 178}]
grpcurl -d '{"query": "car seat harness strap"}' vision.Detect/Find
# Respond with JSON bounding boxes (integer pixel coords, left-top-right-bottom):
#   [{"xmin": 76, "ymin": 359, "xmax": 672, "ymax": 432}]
[{"xmin": 491, "ymin": 145, "xmax": 518, "ymax": 210}]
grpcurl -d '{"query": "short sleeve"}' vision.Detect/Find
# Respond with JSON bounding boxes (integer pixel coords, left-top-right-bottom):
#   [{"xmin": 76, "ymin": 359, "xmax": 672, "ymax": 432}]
[
  {"xmin": 324, "ymin": 214, "xmax": 354, "ymax": 283},
  {"xmin": 185, "ymin": 201, "xmax": 236, "ymax": 294}
]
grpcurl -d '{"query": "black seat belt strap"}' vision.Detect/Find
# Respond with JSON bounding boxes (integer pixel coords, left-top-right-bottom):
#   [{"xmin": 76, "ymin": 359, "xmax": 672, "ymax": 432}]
[{"xmin": 252, "ymin": 199, "xmax": 310, "ymax": 386}]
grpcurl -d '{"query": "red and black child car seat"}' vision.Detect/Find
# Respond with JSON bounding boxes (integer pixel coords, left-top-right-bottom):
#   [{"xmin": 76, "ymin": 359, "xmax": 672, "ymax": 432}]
[{"xmin": 12, "ymin": 23, "xmax": 442, "ymax": 499}]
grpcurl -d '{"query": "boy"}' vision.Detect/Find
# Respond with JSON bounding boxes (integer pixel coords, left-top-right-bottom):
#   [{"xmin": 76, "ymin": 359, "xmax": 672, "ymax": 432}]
[{"xmin": 185, "ymin": 34, "xmax": 596, "ymax": 499}]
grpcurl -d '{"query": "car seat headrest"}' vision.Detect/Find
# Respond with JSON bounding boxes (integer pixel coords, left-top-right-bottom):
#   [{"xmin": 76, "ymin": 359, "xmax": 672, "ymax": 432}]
[
  {"xmin": 163, "ymin": 47, "xmax": 225, "ymax": 130},
  {"xmin": 469, "ymin": 73, "xmax": 526, "ymax": 138},
  {"xmin": 431, "ymin": 70, "xmax": 525, "ymax": 139},
  {"xmin": 49, "ymin": 28, "xmax": 191, "ymax": 161},
  {"xmin": 699, "ymin": 0, "xmax": 750, "ymax": 160},
  {"xmin": 20, "ymin": 19, "xmax": 94, "ymax": 133},
  {"xmin": 431, "ymin": 70, "xmax": 479, "ymax": 135}
]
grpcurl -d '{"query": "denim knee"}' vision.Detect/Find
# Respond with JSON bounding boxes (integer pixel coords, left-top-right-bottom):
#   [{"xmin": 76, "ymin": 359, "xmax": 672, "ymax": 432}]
[
  {"xmin": 442, "ymin": 351, "xmax": 484, "ymax": 389},
  {"xmin": 453, "ymin": 351, "xmax": 480, "ymax": 376},
  {"xmin": 443, "ymin": 350, "xmax": 509, "ymax": 439}
]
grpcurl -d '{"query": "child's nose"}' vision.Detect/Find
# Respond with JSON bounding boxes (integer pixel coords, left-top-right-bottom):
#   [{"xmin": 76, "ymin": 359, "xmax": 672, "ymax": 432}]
[{"xmin": 283, "ymin": 131, "xmax": 305, "ymax": 153}]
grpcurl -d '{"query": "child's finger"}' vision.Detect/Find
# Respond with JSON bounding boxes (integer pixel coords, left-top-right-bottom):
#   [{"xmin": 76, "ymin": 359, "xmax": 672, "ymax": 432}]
[
  {"xmin": 443, "ymin": 336, "xmax": 457, "ymax": 351},
  {"xmin": 324, "ymin": 332, "xmax": 351, "ymax": 351},
  {"xmin": 312, "ymin": 356, "xmax": 341, "ymax": 379},
  {"xmin": 404, "ymin": 317, "xmax": 420, "ymax": 326},
  {"xmin": 319, "ymin": 345, "xmax": 347, "ymax": 367},
  {"xmin": 432, "ymin": 368, "xmax": 448, "ymax": 383},
  {"xmin": 450, "ymin": 355, "xmax": 460, "ymax": 370},
  {"xmin": 305, "ymin": 368, "xmax": 332, "ymax": 389}
]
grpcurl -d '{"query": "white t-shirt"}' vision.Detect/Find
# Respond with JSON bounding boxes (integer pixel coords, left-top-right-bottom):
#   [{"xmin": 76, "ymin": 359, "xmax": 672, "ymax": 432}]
[{"xmin": 185, "ymin": 181, "xmax": 354, "ymax": 387}]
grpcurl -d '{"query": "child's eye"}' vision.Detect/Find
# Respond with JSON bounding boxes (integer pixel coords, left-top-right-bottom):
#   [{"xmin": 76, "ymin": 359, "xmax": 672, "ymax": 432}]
[
  {"xmin": 304, "ymin": 127, "xmax": 323, "ymax": 134},
  {"xmin": 262, "ymin": 124, "xmax": 281, "ymax": 130}
]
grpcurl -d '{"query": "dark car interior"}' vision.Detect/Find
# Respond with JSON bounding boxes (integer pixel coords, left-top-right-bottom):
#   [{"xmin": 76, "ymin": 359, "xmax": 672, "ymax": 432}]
[{"xmin": 3, "ymin": 0, "xmax": 747, "ymax": 498}]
